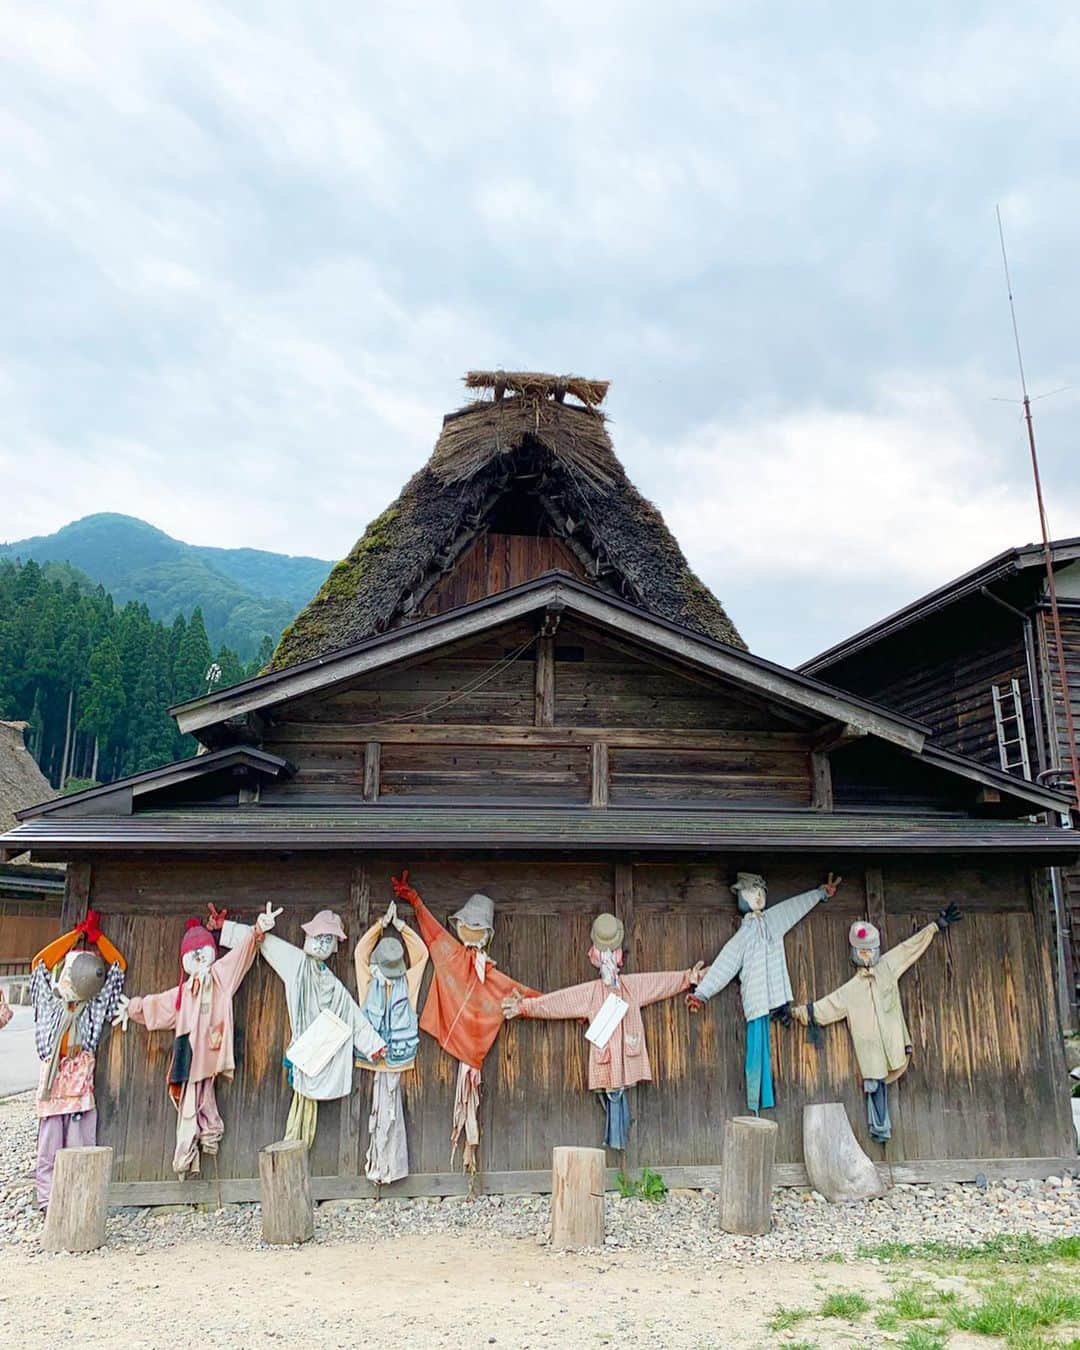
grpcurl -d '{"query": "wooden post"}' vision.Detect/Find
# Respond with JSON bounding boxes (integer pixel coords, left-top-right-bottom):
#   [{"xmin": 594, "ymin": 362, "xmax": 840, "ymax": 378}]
[
  {"xmin": 590, "ymin": 741, "xmax": 609, "ymax": 807},
  {"xmin": 865, "ymin": 866, "xmax": 886, "ymax": 935},
  {"xmin": 59, "ymin": 859, "xmax": 92, "ymax": 932},
  {"xmin": 42, "ymin": 1146, "xmax": 112, "ymax": 1252},
  {"xmin": 363, "ymin": 742, "xmax": 381, "ymax": 803},
  {"xmin": 810, "ymin": 751, "xmax": 833, "ymax": 811},
  {"xmin": 803, "ymin": 1103, "xmax": 887, "ymax": 1202},
  {"xmin": 535, "ymin": 634, "xmax": 555, "ymax": 727},
  {"xmin": 259, "ymin": 1140, "xmax": 314, "ymax": 1245},
  {"xmin": 719, "ymin": 1116, "xmax": 777, "ymax": 1235},
  {"xmin": 551, "ymin": 1146, "xmax": 605, "ymax": 1249}
]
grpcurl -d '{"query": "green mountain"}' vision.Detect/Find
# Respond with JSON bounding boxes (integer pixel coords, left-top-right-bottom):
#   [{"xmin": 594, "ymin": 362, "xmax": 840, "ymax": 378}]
[{"xmin": 0, "ymin": 514, "xmax": 332, "ymax": 660}]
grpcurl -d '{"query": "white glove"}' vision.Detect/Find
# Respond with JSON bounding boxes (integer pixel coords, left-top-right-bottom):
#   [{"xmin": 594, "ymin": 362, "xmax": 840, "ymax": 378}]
[
  {"xmin": 112, "ymin": 994, "xmax": 130, "ymax": 1031},
  {"xmin": 255, "ymin": 902, "xmax": 282, "ymax": 933},
  {"xmin": 380, "ymin": 899, "xmax": 397, "ymax": 930}
]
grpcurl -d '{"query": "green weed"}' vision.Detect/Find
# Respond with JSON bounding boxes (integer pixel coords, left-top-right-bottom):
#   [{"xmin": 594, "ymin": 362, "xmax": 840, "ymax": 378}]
[
  {"xmin": 875, "ymin": 1282, "xmax": 958, "ymax": 1329},
  {"xmin": 944, "ymin": 1281, "xmax": 1080, "ymax": 1342},
  {"xmin": 897, "ymin": 1329, "xmax": 947, "ymax": 1350},
  {"xmin": 613, "ymin": 1167, "xmax": 667, "ymax": 1201},
  {"xmin": 859, "ymin": 1233, "xmax": 1080, "ymax": 1265},
  {"xmin": 819, "ymin": 1291, "xmax": 870, "ymax": 1319},
  {"xmin": 767, "ymin": 1305, "xmax": 812, "ymax": 1331}
]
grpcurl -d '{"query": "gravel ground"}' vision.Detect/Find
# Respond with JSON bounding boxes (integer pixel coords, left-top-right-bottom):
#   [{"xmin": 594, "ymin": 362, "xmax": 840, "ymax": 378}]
[{"xmin": 2, "ymin": 1090, "xmax": 1077, "ymax": 1260}]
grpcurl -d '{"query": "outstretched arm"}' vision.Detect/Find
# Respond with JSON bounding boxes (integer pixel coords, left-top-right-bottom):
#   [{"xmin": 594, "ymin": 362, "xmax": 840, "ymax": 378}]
[
  {"xmin": 623, "ymin": 964, "xmax": 705, "ymax": 1007},
  {"xmin": 766, "ymin": 874, "xmax": 841, "ymax": 939},
  {"xmin": 391, "ymin": 870, "xmax": 448, "ymax": 951},
  {"xmin": 505, "ymin": 981, "xmax": 595, "ymax": 1021},
  {"xmin": 693, "ymin": 930, "xmax": 746, "ymax": 1002},
  {"xmin": 881, "ymin": 922, "xmax": 939, "ymax": 979},
  {"xmin": 792, "ymin": 985, "xmax": 849, "ymax": 1028}
]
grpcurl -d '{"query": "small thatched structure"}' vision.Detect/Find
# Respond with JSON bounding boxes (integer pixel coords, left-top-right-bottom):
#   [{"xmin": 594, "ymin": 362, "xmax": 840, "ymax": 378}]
[
  {"xmin": 0, "ymin": 722, "xmax": 63, "ymax": 971},
  {"xmin": 272, "ymin": 372, "xmax": 742, "ymax": 669},
  {"xmin": 0, "ymin": 721, "xmax": 52, "ymax": 850}
]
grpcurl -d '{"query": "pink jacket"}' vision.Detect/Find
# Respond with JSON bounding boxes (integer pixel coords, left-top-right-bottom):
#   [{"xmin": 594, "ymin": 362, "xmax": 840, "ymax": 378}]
[
  {"xmin": 519, "ymin": 969, "xmax": 694, "ymax": 1090},
  {"xmin": 127, "ymin": 926, "xmax": 259, "ymax": 1085}
]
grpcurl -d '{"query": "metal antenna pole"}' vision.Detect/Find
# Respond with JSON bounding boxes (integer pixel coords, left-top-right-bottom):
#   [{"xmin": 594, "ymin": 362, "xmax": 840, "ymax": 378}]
[{"xmin": 997, "ymin": 206, "xmax": 1080, "ymax": 811}]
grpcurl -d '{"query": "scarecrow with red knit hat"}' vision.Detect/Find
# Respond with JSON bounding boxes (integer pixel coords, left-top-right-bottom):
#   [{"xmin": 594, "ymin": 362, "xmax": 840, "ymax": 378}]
[
  {"xmin": 113, "ymin": 903, "xmax": 279, "ymax": 1175},
  {"xmin": 30, "ymin": 908, "xmax": 126, "ymax": 1208},
  {"xmin": 217, "ymin": 906, "xmax": 388, "ymax": 1148}
]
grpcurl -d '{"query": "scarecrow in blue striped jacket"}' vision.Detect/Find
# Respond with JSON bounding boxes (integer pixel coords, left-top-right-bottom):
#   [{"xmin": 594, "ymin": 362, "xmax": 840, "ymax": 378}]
[{"xmin": 687, "ymin": 871, "xmax": 842, "ymax": 1113}]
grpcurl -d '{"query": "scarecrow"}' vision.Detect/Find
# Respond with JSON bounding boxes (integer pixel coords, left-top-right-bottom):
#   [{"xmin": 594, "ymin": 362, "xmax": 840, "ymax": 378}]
[
  {"xmin": 793, "ymin": 905, "xmax": 962, "ymax": 1143},
  {"xmin": 217, "ymin": 905, "xmax": 387, "ymax": 1148},
  {"xmin": 29, "ymin": 909, "xmax": 126, "ymax": 1208},
  {"xmin": 503, "ymin": 913, "xmax": 705, "ymax": 1149},
  {"xmin": 687, "ymin": 871, "xmax": 842, "ymax": 1113},
  {"xmin": 390, "ymin": 869, "xmax": 537, "ymax": 1172},
  {"xmin": 113, "ymin": 902, "xmax": 279, "ymax": 1175},
  {"xmin": 353, "ymin": 898, "xmax": 429, "ymax": 1183}
]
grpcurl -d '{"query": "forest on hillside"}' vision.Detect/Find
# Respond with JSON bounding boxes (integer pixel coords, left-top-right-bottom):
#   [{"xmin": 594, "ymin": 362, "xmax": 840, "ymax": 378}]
[{"xmin": 0, "ymin": 559, "xmax": 273, "ymax": 790}]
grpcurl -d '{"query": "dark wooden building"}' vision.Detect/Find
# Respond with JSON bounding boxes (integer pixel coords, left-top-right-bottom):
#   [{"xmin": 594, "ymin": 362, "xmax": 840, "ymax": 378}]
[
  {"xmin": 801, "ymin": 539, "xmax": 1080, "ymax": 1027},
  {"xmin": 3, "ymin": 377, "xmax": 1077, "ymax": 1202}
]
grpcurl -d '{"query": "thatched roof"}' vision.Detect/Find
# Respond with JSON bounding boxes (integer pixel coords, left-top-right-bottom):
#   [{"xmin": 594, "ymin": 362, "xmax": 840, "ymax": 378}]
[
  {"xmin": 0, "ymin": 720, "xmax": 61, "ymax": 868},
  {"xmin": 272, "ymin": 373, "xmax": 744, "ymax": 669}
]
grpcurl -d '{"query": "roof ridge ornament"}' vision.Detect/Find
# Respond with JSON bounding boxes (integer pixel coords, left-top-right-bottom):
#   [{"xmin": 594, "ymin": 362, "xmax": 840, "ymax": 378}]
[{"xmin": 464, "ymin": 370, "xmax": 610, "ymax": 409}]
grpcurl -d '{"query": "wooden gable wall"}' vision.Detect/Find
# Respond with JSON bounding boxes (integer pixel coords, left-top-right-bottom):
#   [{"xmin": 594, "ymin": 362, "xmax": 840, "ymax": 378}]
[{"xmin": 256, "ymin": 617, "xmax": 820, "ymax": 810}]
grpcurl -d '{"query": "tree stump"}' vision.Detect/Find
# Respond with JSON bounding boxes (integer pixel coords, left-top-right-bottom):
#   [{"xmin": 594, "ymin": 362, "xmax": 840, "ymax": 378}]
[
  {"xmin": 259, "ymin": 1140, "xmax": 314, "ymax": 1245},
  {"xmin": 719, "ymin": 1116, "xmax": 777, "ymax": 1235},
  {"xmin": 42, "ymin": 1146, "xmax": 112, "ymax": 1252},
  {"xmin": 803, "ymin": 1103, "xmax": 887, "ymax": 1202},
  {"xmin": 551, "ymin": 1146, "xmax": 605, "ymax": 1249}
]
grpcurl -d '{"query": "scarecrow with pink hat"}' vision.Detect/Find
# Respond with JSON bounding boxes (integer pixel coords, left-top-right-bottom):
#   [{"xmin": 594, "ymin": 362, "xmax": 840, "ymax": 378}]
[
  {"xmin": 114, "ymin": 903, "xmax": 278, "ymax": 1175},
  {"xmin": 218, "ymin": 906, "xmax": 387, "ymax": 1147}
]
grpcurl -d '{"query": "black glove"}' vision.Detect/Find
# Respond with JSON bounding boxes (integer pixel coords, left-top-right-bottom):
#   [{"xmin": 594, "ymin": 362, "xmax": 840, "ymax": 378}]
[
  {"xmin": 806, "ymin": 1001, "xmax": 824, "ymax": 1049},
  {"xmin": 936, "ymin": 902, "xmax": 962, "ymax": 931},
  {"xmin": 771, "ymin": 1001, "xmax": 792, "ymax": 1028}
]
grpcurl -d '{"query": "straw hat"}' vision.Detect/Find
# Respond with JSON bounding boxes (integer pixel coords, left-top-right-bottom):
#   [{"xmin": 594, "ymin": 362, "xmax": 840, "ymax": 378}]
[{"xmin": 590, "ymin": 912, "xmax": 625, "ymax": 951}]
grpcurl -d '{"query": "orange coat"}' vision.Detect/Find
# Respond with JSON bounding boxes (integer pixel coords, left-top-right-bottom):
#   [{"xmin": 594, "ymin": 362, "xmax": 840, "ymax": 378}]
[{"xmin": 410, "ymin": 895, "xmax": 537, "ymax": 1070}]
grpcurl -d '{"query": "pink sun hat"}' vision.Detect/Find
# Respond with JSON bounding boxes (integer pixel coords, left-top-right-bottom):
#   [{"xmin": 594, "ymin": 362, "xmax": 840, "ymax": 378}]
[{"xmin": 301, "ymin": 909, "xmax": 347, "ymax": 941}]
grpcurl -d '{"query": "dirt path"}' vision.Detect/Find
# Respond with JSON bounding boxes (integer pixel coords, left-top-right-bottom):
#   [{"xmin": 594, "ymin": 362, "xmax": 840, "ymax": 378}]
[{"xmin": 0, "ymin": 1234, "xmax": 895, "ymax": 1348}]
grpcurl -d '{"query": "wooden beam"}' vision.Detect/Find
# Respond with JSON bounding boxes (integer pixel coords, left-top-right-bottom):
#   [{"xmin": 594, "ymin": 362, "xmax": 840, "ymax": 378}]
[
  {"xmin": 810, "ymin": 751, "xmax": 833, "ymax": 811},
  {"xmin": 535, "ymin": 635, "xmax": 555, "ymax": 727},
  {"xmin": 106, "ymin": 1155, "xmax": 1080, "ymax": 1206},
  {"xmin": 613, "ymin": 862, "xmax": 634, "ymax": 945},
  {"xmin": 363, "ymin": 742, "xmax": 381, "ymax": 803},
  {"xmin": 268, "ymin": 723, "xmax": 811, "ymax": 752},
  {"xmin": 590, "ymin": 742, "xmax": 609, "ymax": 808},
  {"xmin": 60, "ymin": 859, "xmax": 92, "ymax": 931},
  {"xmin": 975, "ymin": 787, "xmax": 1001, "ymax": 804},
  {"xmin": 812, "ymin": 721, "xmax": 869, "ymax": 754}
]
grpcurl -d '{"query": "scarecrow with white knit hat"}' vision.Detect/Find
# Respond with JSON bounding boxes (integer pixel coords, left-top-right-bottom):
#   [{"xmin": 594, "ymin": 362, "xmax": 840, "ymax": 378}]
[
  {"xmin": 503, "ymin": 913, "xmax": 705, "ymax": 1150},
  {"xmin": 792, "ymin": 904, "xmax": 962, "ymax": 1143},
  {"xmin": 687, "ymin": 871, "xmax": 842, "ymax": 1114},
  {"xmin": 217, "ymin": 905, "xmax": 387, "ymax": 1147},
  {"xmin": 353, "ymin": 899, "xmax": 429, "ymax": 1183}
]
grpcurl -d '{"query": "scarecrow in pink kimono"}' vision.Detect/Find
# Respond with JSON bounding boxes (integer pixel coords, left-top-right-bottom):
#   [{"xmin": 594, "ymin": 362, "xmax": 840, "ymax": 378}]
[
  {"xmin": 502, "ymin": 912, "xmax": 706, "ymax": 1149},
  {"xmin": 30, "ymin": 909, "xmax": 127, "ymax": 1208},
  {"xmin": 113, "ymin": 902, "xmax": 280, "ymax": 1175},
  {"xmin": 390, "ymin": 870, "xmax": 538, "ymax": 1172}
]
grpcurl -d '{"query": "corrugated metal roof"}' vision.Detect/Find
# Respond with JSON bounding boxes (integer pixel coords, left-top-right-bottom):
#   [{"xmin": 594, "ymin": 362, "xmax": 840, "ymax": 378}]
[{"xmin": 1, "ymin": 806, "xmax": 1076, "ymax": 856}]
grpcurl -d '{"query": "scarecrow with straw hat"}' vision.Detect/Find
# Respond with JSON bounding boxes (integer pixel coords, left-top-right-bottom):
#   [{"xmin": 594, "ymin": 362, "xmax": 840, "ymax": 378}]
[
  {"xmin": 29, "ymin": 909, "xmax": 127, "ymax": 1208},
  {"xmin": 216, "ymin": 905, "xmax": 388, "ymax": 1147},
  {"xmin": 503, "ymin": 912, "xmax": 705, "ymax": 1150},
  {"xmin": 113, "ymin": 903, "xmax": 279, "ymax": 1175},
  {"xmin": 687, "ymin": 871, "xmax": 843, "ymax": 1114},
  {"xmin": 352, "ymin": 898, "xmax": 429, "ymax": 1183},
  {"xmin": 390, "ymin": 870, "xmax": 537, "ymax": 1173},
  {"xmin": 792, "ymin": 904, "xmax": 962, "ymax": 1143}
]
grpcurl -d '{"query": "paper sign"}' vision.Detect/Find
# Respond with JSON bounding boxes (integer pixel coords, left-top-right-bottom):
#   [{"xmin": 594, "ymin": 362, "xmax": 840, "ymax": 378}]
[
  {"xmin": 585, "ymin": 993, "xmax": 629, "ymax": 1050},
  {"xmin": 285, "ymin": 1008, "xmax": 352, "ymax": 1077}
]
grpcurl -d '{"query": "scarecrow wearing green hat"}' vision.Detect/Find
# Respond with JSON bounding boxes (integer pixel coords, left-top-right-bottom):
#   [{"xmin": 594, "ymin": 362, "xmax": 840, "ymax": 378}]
[{"xmin": 503, "ymin": 912, "xmax": 705, "ymax": 1149}]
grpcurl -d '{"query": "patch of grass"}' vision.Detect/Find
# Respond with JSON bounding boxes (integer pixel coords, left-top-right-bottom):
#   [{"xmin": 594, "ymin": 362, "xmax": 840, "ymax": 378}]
[
  {"xmin": 768, "ymin": 1305, "xmax": 812, "ymax": 1331},
  {"xmin": 858, "ymin": 1234, "xmax": 1080, "ymax": 1266},
  {"xmin": 944, "ymin": 1281, "xmax": 1080, "ymax": 1342},
  {"xmin": 819, "ymin": 1291, "xmax": 870, "ymax": 1320},
  {"xmin": 897, "ymin": 1329, "xmax": 947, "ymax": 1350},
  {"xmin": 875, "ymin": 1282, "xmax": 958, "ymax": 1329},
  {"xmin": 785, "ymin": 1342, "xmax": 819, "ymax": 1350},
  {"xmin": 821, "ymin": 1251, "xmax": 845, "ymax": 1263},
  {"xmin": 613, "ymin": 1167, "xmax": 667, "ymax": 1201}
]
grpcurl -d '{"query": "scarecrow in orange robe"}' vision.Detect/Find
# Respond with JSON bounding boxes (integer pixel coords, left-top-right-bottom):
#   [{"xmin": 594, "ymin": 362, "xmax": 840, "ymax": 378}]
[{"xmin": 390, "ymin": 870, "xmax": 537, "ymax": 1172}]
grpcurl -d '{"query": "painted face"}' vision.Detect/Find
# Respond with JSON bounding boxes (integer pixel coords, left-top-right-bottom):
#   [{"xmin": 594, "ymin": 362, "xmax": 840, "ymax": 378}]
[
  {"xmin": 739, "ymin": 884, "xmax": 767, "ymax": 913},
  {"xmin": 182, "ymin": 945, "xmax": 216, "ymax": 976},
  {"xmin": 304, "ymin": 933, "xmax": 337, "ymax": 960}
]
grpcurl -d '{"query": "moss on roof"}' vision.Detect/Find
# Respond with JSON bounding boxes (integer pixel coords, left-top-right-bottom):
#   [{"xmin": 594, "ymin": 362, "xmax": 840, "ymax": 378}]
[{"xmin": 271, "ymin": 390, "xmax": 744, "ymax": 670}]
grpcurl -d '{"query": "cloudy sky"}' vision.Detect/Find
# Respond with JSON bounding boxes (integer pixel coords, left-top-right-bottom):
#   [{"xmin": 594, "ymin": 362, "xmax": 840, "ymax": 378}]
[{"xmin": 2, "ymin": 2, "xmax": 1079, "ymax": 664}]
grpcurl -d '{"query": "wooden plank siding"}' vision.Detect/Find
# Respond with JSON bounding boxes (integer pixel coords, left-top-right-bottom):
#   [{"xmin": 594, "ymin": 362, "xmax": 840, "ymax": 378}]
[
  {"xmin": 0, "ymin": 897, "xmax": 64, "ymax": 971},
  {"xmin": 416, "ymin": 533, "xmax": 587, "ymax": 620},
  {"xmin": 87, "ymin": 852, "xmax": 1075, "ymax": 1191}
]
